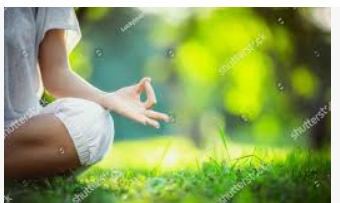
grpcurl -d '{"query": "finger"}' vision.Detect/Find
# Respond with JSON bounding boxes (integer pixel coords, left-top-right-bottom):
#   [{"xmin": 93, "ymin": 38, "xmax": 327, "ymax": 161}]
[
  {"xmin": 124, "ymin": 109, "xmax": 160, "ymax": 128},
  {"xmin": 143, "ymin": 81, "xmax": 157, "ymax": 109},
  {"xmin": 122, "ymin": 110, "xmax": 148, "ymax": 126},
  {"xmin": 136, "ymin": 77, "xmax": 151, "ymax": 93},
  {"xmin": 145, "ymin": 117, "xmax": 160, "ymax": 129},
  {"xmin": 144, "ymin": 110, "xmax": 170, "ymax": 122}
]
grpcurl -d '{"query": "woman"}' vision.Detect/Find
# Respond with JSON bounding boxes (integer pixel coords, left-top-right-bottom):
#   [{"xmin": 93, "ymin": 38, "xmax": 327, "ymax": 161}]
[{"xmin": 4, "ymin": 7, "xmax": 169, "ymax": 179}]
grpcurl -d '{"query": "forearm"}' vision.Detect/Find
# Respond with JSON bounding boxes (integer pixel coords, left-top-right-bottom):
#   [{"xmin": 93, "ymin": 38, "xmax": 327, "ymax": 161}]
[
  {"xmin": 38, "ymin": 29, "xmax": 168, "ymax": 128},
  {"xmin": 38, "ymin": 29, "xmax": 109, "ymax": 108},
  {"xmin": 43, "ymin": 68, "xmax": 107, "ymax": 108}
]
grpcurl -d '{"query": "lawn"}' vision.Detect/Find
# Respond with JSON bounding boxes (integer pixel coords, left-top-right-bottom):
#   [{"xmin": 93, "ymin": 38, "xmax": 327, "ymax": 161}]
[{"xmin": 5, "ymin": 136, "xmax": 331, "ymax": 203}]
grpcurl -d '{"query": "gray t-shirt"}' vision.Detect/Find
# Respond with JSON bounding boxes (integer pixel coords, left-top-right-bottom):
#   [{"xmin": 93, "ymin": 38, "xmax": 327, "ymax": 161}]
[{"xmin": 4, "ymin": 7, "xmax": 81, "ymax": 128}]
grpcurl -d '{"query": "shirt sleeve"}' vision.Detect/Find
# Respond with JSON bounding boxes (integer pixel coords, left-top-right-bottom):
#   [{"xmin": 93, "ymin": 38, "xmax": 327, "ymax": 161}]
[{"xmin": 36, "ymin": 7, "xmax": 81, "ymax": 54}]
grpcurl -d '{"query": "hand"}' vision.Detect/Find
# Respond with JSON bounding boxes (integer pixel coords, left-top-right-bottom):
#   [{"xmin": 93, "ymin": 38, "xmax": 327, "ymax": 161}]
[{"xmin": 100, "ymin": 77, "xmax": 170, "ymax": 128}]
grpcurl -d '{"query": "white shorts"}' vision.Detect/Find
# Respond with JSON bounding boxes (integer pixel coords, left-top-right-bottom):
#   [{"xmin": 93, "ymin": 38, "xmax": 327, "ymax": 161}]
[{"xmin": 40, "ymin": 98, "xmax": 114, "ymax": 166}]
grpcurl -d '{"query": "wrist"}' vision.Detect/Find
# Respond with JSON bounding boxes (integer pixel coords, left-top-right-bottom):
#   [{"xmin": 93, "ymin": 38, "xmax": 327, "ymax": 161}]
[{"xmin": 98, "ymin": 91, "xmax": 110, "ymax": 110}]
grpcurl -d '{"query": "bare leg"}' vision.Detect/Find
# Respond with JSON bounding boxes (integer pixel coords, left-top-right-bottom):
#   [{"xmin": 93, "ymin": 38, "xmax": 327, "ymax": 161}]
[{"xmin": 4, "ymin": 113, "xmax": 81, "ymax": 179}]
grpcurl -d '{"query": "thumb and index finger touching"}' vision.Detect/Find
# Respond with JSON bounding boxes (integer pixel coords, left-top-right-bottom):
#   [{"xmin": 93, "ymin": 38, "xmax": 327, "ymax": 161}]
[
  {"xmin": 137, "ymin": 77, "xmax": 157, "ymax": 109},
  {"xmin": 136, "ymin": 77, "xmax": 170, "ymax": 124}
]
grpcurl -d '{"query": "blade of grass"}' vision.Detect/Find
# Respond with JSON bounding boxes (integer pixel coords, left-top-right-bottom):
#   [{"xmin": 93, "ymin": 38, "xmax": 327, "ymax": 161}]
[
  {"xmin": 216, "ymin": 120, "xmax": 232, "ymax": 163},
  {"xmin": 151, "ymin": 141, "xmax": 172, "ymax": 175}
]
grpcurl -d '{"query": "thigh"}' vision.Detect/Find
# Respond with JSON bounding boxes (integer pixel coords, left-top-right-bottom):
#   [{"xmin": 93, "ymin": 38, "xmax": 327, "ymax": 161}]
[{"xmin": 4, "ymin": 113, "xmax": 81, "ymax": 179}]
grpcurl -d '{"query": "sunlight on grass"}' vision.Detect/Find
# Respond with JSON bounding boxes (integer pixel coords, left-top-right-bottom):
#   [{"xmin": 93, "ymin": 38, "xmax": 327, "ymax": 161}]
[
  {"xmin": 71, "ymin": 136, "xmax": 330, "ymax": 203},
  {"xmin": 96, "ymin": 135, "xmax": 293, "ymax": 172}
]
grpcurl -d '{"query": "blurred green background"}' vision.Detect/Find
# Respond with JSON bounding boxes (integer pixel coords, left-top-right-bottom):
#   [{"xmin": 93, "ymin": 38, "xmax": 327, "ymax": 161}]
[
  {"xmin": 10, "ymin": 8, "xmax": 331, "ymax": 203},
  {"xmin": 66, "ymin": 7, "xmax": 330, "ymax": 149}
]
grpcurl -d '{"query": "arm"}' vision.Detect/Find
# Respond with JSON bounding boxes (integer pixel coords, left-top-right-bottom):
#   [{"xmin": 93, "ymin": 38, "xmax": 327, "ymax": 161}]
[{"xmin": 39, "ymin": 29, "xmax": 169, "ymax": 128}]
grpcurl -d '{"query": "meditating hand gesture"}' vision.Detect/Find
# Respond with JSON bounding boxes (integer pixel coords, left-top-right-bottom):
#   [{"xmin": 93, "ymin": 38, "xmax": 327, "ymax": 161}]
[{"xmin": 100, "ymin": 77, "xmax": 170, "ymax": 128}]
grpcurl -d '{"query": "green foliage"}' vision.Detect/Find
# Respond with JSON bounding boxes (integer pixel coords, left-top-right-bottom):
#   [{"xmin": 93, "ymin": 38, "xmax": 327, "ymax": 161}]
[{"xmin": 70, "ymin": 7, "xmax": 330, "ymax": 146}]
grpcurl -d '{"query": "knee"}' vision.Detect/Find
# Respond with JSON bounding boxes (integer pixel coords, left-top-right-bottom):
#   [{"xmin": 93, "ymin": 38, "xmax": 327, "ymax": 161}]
[
  {"xmin": 78, "ymin": 100, "xmax": 114, "ymax": 166},
  {"xmin": 46, "ymin": 98, "xmax": 115, "ymax": 166}
]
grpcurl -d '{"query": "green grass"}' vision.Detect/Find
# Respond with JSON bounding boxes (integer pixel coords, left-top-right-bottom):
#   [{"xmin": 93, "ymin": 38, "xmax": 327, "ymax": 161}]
[{"xmin": 5, "ymin": 136, "xmax": 331, "ymax": 203}]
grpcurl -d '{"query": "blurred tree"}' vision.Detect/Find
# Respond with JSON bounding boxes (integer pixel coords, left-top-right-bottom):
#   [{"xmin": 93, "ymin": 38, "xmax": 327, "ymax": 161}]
[{"xmin": 70, "ymin": 7, "xmax": 330, "ymax": 149}]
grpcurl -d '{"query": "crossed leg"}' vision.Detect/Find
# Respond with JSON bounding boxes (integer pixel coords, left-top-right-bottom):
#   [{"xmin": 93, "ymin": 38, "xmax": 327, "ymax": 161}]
[{"xmin": 4, "ymin": 113, "xmax": 81, "ymax": 179}]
